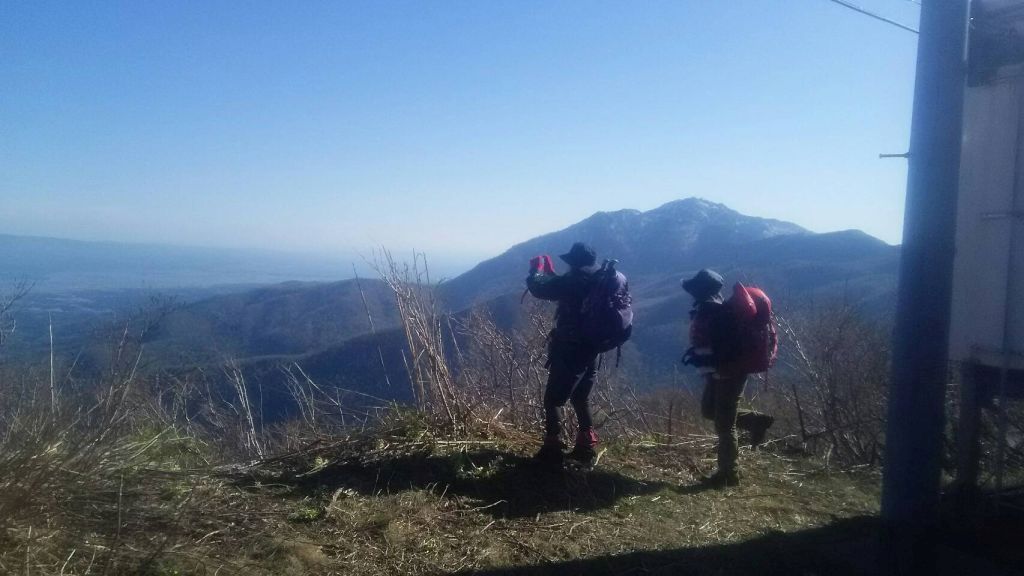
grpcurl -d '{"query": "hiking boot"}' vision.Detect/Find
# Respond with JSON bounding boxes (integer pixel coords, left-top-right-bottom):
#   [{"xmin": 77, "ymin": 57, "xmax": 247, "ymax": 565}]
[
  {"xmin": 566, "ymin": 428, "xmax": 599, "ymax": 466},
  {"xmin": 700, "ymin": 469, "xmax": 740, "ymax": 489},
  {"xmin": 749, "ymin": 415, "xmax": 775, "ymax": 448},
  {"xmin": 533, "ymin": 437, "xmax": 565, "ymax": 469},
  {"xmin": 566, "ymin": 444, "xmax": 597, "ymax": 466}
]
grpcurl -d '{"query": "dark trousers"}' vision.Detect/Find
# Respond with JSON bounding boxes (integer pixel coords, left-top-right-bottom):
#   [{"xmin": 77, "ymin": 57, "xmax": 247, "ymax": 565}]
[
  {"xmin": 543, "ymin": 342, "xmax": 598, "ymax": 438},
  {"xmin": 701, "ymin": 374, "xmax": 771, "ymax": 473}
]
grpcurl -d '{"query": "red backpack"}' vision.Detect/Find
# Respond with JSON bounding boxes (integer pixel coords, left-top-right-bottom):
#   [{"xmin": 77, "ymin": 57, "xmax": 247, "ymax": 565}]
[{"xmin": 727, "ymin": 283, "xmax": 778, "ymax": 374}]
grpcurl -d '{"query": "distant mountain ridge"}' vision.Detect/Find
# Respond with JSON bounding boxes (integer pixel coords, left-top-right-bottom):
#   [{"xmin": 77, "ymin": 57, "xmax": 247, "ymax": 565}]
[
  {"xmin": 152, "ymin": 278, "xmax": 399, "ymax": 361},
  {"xmin": 440, "ymin": 198, "xmax": 808, "ymax": 310},
  {"xmin": 138, "ymin": 198, "xmax": 898, "ymax": 403}
]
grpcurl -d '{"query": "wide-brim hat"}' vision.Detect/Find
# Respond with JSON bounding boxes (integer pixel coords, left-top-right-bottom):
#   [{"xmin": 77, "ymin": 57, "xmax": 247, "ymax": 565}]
[
  {"xmin": 682, "ymin": 269, "xmax": 725, "ymax": 299},
  {"xmin": 559, "ymin": 242, "xmax": 597, "ymax": 268}
]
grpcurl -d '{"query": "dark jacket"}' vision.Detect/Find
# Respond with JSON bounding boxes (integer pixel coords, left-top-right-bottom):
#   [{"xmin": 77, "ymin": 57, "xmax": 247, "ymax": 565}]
[
  {"xmin": 526, "ymin": 265, "xmax": 598, "ymax": 343},
  {"xmin": 689, "ymin": 298, "xmax": 741, "ymax": 373}
]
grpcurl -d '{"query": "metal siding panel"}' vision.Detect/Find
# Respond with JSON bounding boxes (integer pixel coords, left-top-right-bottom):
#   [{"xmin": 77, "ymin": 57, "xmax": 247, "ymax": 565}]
[
  {"xmin": 1009, "ymin": 86, "xmax": 1024, "ymax": 364},
  {"xmin": 949, "ymin": 78, "xmax": 1023, "ymax": 369}
]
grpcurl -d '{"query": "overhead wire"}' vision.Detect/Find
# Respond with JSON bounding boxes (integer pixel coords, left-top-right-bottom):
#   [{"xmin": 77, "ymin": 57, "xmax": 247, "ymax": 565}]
[{"xmin": 824, "ymin": 0, "xmax": 920, "ymax": 34}]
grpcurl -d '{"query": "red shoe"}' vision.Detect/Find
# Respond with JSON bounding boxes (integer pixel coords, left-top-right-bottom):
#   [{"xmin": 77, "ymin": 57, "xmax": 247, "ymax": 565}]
[{"xmin": 567, "ymin": 428, "xmax": 598, "ymax": 466}]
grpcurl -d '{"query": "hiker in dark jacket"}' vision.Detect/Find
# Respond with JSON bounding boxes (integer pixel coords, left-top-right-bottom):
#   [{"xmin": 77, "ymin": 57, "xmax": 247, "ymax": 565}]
[
  {"xmin": 526, "ymin": 242, "xmax": 601, "ymax": 467},
  {"xmin": 682, "ymin": 269, "xmax": 773, "ymax": 488}
]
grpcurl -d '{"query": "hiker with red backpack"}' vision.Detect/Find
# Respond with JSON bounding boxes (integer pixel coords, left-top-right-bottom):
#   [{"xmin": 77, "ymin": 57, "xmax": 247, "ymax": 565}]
[
  {"xmin": 682, "ymin": 269, "xmax": 776, "ymax": 488},
  {"xmin": 525, "ymin": 242, "xmax": 633, "ymax": 469}
]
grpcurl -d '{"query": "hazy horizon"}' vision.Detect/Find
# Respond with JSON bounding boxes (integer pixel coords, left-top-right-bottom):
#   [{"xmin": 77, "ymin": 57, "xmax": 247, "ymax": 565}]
[{"xmin": 3, "ymin": 1, "xmax": 919, "ymax": 256}]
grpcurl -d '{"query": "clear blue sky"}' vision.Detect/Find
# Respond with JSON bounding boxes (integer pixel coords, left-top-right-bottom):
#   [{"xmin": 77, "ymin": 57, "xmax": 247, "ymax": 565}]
[{"xmin": 1, "ymin": 0, "xmax": 919, "ymax": 263}]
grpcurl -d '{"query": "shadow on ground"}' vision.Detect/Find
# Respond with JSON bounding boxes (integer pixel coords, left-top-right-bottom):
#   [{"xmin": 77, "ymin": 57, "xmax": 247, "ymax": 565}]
[
  {"xmin": 236, "ymin": 448, "xmax": 672, "ymax": 519},
  {"xmin": 449, "ymin": 515, "xmax": 1023, "ymax": 576}
]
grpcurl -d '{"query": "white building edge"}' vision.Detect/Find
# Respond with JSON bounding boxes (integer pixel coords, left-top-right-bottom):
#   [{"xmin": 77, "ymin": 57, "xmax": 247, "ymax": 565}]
[{"xmin": 948, "ymin": 0, "xmax": 1024, "ymax": 373}]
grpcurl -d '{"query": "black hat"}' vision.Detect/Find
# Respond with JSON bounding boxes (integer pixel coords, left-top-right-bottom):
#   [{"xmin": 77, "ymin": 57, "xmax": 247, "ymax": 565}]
[
  {"xmin": 682, "ymin": 269, "xmax": 725, "ymax": 300},
  {"xmin": 559, "ymin": 242, "xmax": 597, "ymax": 268}
]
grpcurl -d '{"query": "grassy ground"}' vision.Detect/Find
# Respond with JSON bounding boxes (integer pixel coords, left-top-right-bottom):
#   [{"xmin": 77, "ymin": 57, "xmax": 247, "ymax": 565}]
[
  {"xmin": 6, "ymin": 417, "xmax": 1022, "ymax": 575},
  {"xmin": 90, "ymin": 423, "xmax": 883, "ymax": 576}
]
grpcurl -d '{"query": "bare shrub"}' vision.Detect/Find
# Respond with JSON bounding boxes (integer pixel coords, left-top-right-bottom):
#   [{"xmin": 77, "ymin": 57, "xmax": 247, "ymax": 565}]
[
  {"xmin": 0, "ymin": 280, "xmax": 31, "ymax": 351},
  {"xmin": 449, "ymin": 304, "xmax": 550, "ymax": 428},
  {"xmin": 374, "ymin": 250, "xmax": 464, "ymax": 430},
  {"xmin": 374, "ymin": 251, "xmax": 662, "ymax": 444},
  {"xmin": 0, "ymin": 349, "xmax": 179, "ymax": 572},
  {"xmin": 0, "ymin": 299, "xmax": 251, "ymax": 574},
  {"xmin": 772, "ymin": 303, "xmax": 890, "ymax": 466}
]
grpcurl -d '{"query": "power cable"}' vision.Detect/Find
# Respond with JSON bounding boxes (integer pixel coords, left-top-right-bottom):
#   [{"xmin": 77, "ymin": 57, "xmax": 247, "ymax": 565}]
[{"xmin": 824, "ymin": 0, "xmax": 920, "ymax": 34}]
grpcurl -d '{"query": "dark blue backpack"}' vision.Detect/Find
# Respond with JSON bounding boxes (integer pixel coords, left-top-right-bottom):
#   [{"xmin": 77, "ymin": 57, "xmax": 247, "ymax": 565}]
[{"xmin": 581, "ymin": 259, "xmax": 633, "ymax": 355}]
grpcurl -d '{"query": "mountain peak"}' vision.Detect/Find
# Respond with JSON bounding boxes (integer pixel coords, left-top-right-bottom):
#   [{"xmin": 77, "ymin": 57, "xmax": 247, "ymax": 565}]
[
  {"xmin": 586, "ymin": 198, "xmax": 731, "ymax": 223},
  {"xmin": 582, "ymin": 197, "xmax": 800, "ymax": 233},
  {"xmin": 440, "ymin": 198, "xmax": 814, "ymax": 310},
  {"xmin": 648, "ymin": 198, "xmax": 808, "ymax": 233},
  {"xmin": 654, "ymin": 197, "xmax": 731, "ymax": 213}
]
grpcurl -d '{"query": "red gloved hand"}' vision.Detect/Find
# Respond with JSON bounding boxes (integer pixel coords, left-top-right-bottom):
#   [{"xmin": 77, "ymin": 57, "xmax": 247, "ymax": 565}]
[
  {"xmin": 540, "ymin": 255, "xmax": 555, "ymax": 275},
  {"xmin": 529, "ymin": 255, "xmax": 557, "ymax": 275}
]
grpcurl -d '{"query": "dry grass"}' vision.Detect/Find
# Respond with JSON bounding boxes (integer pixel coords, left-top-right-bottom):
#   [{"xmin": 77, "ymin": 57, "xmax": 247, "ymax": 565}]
[
  {"xmin": 4, "ymin": 408, "xmax": 879, "ymax": 575},
  {"xmin": 0, "ymin": 270, "xmax": 1012, "ymax": 575},
  {"xmin": 0, "ymin": 370, "xmax": 884, "ymax": 576}
]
